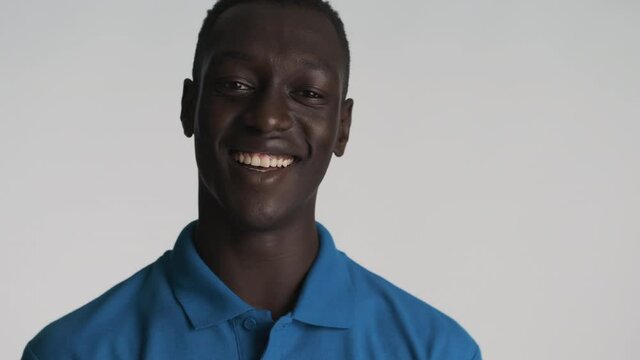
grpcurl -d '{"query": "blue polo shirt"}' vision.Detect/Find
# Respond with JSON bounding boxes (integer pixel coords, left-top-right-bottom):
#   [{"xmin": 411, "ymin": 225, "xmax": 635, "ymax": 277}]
[{"xmin": 22, "ymin": 220, "xmax": 481, "ymax": 360}]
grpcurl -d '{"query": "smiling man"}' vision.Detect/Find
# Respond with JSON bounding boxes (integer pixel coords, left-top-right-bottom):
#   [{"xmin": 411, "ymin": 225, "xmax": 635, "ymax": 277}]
[{"xmin": 22, "ymin": 1, "xmax": 481, "ymax": 359}]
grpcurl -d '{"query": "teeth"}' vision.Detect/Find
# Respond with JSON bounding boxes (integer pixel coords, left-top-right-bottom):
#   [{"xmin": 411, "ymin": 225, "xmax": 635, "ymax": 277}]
[
  {"xmin": 249, "ymin": 154, "xmax": 259, "ymax": 166},
  {"xmin": 232, "ymin": 151, "xmax": 296, "ymax": 169}
]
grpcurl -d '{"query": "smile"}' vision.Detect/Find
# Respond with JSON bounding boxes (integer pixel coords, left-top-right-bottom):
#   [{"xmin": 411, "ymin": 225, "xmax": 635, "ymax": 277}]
[{"xmin": 230, "ymin": 151, "xmax": 297, "ymax": 171}]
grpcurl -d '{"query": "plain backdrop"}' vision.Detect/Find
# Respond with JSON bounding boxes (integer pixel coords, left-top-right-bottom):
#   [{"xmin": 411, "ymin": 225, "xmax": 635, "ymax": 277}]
[{"xmin": 1, "ymin": 0, "xmax": 639, "ymax": 359}]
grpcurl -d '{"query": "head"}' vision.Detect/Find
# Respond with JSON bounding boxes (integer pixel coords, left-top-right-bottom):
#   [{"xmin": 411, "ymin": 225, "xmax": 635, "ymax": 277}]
[
  {"xmin": 180, "ymin": 0, "xmax": 354, "ymax": 231},
  {"xmin": 191, "ymin": 0, "xmax": 351, "ymax": 98}
]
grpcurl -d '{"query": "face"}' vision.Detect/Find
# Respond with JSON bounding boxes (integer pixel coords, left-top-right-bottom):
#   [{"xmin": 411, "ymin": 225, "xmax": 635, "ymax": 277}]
[{"xmin": 181, "ymin": 2, "xmax": 353, "ymax": 231}]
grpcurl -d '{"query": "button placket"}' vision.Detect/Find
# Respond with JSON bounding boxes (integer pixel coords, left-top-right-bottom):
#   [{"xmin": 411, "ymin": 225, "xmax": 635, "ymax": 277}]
[
  {"xmin": 260, "ymin": 315, "xmax": 293, "ymax": 359},
  {"xmin": 233, "ymin": 311, "xmax": 277, "ymax": 360}
]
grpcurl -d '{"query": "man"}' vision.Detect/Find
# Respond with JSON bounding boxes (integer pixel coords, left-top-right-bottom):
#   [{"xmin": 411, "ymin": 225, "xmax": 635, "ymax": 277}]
[{"xmin": 22, "ymin": 0, "xmax": 481, "ymax": 359}]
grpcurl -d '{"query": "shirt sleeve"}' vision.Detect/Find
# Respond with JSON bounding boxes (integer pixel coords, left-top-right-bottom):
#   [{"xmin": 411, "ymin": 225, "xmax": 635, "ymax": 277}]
[{"xmin": 21, "ymin": 343, "xmax": 40, "ymax": 360}]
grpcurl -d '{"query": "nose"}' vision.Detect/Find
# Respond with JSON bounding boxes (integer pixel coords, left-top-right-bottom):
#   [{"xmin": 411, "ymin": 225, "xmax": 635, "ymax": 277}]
[{"xmin": 242, "ymin": 86, "xmax": 294, "ymax": 134}]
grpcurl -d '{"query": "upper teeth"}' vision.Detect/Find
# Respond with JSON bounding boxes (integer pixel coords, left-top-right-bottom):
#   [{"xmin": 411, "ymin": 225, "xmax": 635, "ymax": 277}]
[{"xmin": 232, "ymin": 152, "xmax": 295, "ymax": 168}]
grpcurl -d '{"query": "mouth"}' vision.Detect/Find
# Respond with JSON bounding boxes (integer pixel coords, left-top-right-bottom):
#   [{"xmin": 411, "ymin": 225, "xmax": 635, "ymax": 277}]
[{"xmin": 229, "ymin": 150, "xmax": 300, "ymax": 172}]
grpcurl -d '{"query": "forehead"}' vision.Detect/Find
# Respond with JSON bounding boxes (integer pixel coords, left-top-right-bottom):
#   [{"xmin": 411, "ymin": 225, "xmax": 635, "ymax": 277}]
[{"xmin": 203, "ymin": 2, "xmax": 346, "ymax": 77}]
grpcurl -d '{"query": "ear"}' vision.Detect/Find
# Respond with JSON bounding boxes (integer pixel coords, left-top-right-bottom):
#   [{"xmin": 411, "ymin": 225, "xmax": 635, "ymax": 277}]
[
  {"xmin": 333, "ymin": 98, "xmax": 354, "ymax": 157},
  {"xmin": 180, "ymin": 78, "xmax": 196, "ymax": 137}
]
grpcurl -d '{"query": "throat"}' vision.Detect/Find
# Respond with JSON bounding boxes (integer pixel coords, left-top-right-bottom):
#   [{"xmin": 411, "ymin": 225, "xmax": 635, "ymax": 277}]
[{"xmin": 193, "ymin": 217, "xmax": 320, "ymax": 319}]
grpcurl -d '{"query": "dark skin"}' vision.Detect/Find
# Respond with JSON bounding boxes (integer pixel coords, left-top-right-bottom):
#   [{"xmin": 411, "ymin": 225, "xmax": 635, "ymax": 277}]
[{"xmin": 179, "ymin": 3, "xmax": 354, "ymax": 321}]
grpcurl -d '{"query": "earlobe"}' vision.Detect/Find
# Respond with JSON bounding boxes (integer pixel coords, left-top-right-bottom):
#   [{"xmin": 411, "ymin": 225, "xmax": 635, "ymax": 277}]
[
  {"xmin": 180, "ymin": 78, "xmax": 195, "ymax": 138},
  {"xmin": 333, "ymin": 98, "xmax": 354, "ymax": 157}
]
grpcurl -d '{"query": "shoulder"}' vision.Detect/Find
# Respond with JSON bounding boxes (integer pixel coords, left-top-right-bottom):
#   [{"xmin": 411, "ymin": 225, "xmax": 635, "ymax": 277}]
[
  {"xmin": 342, "ymin": 252, "xmax": 481, "ymax": 359},
  {"xmin": 23, "ymin": 252, "xmax": 171, "ymax": 359}
]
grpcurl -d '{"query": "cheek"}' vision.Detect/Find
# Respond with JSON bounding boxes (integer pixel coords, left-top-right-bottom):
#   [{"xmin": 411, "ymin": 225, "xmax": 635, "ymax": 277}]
[
  {"xmin": 193, "ymin": 102, "xmax": 233, "ymax": 184},
  {"xmin": 196, "ymin": 100, "xmax": 226, "ymax": 135},
  {"xmin": 196, "ymin": 84, "xmax": 247, "ymax": 133},
  {"xmin": 304, "ymin": 109, "xmax": 340, "ymax": 154},
  {"xmin": 194, "ymin": 102, "xmax": 239, "ymax": 158},
  {"xmin": 298, "ymin": 114, "xmax": 340, "ymax": 184}
]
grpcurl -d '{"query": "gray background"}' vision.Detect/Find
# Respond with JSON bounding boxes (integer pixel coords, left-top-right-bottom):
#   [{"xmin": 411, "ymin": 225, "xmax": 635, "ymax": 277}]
[{"xmin": 2, "ymin": 0, "xmax": 639, "ymax": 359}]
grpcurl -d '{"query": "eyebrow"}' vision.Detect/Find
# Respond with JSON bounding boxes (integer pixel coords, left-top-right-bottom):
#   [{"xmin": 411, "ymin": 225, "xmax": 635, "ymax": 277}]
[
  {"xmin": 212, "ymin": 50, "xmax": 331, "ymax": 73},
  {"xmin": 218, "ymin": 50, "xmax": 255, "ymax": 62},
  {"xmin": 297, "ymin": 57, "xmax": 330, "ymax": 72}
]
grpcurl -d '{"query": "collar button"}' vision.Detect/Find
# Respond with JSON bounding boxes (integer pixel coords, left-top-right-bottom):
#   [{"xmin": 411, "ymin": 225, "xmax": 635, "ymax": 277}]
[{"xmin": 243, "ymin": 317, "xmax": 257, "ymax": 331}]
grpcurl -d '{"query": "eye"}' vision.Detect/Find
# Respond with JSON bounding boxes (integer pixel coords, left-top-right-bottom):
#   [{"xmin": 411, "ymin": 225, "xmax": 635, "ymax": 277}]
[
  {"xmin": 226, "ymin": 81, "xmax": 250, "ymax": 90},
  {"xmin": 290, "ymin": 88, "xmax": 328, "ymax": 106},
  {"xmin": 299, "ymin": 89, "xmax": 322, "ymax": 99},
  {"xmin": 214, "ymin": 79, "xmax": 253, "ymax": 95}
]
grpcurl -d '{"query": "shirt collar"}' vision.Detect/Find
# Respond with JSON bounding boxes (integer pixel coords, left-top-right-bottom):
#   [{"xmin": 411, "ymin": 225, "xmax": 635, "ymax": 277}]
[
  {"xmin": 167, "ymin": 219, "xmax": 252, "ymax": 329},
  {"xmin": 167, "ymin": 220, "xmax": 355, "ymax": 330}
]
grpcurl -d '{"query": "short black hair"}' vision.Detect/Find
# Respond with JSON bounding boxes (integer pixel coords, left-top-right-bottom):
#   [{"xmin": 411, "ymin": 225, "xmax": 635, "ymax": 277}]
[{"xmin": 191, "ymin": 0, "xmax": 351, "ymax": 97}]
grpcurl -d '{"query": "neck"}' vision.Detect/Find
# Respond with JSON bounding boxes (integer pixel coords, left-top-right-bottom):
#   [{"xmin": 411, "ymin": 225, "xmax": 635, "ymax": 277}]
[{"xmin": 193, "ymin": 180, "xmax": 319, "ymax": 320}]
